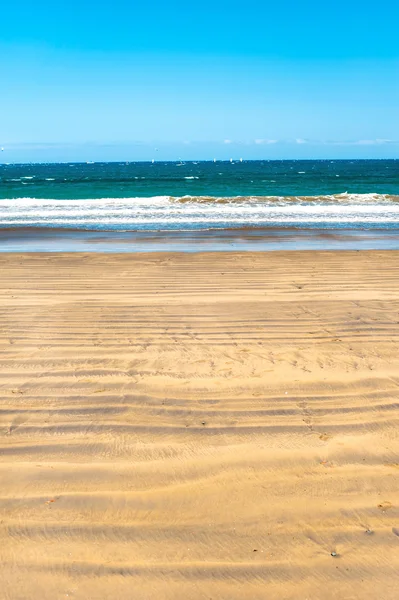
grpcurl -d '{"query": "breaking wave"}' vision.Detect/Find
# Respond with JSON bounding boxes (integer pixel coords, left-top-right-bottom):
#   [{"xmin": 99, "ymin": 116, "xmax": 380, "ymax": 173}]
[{"xmin": 0, "ymin": 194, "xmax": 399, "ymax": 231}]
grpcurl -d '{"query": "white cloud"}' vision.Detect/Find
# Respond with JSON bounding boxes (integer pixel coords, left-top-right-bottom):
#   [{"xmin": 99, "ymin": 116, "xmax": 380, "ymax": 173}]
[
  {"xmin": 223, "ymin": 139, "xmax": 233, "ymax": 144},
  {"xmin": 254, "ymin": 139, "xmax": 278, "ymax": 145},
  {"xmin": 353, "ymin": 139, "xmax": 393, "ymax": 146},
  {"xmin": 289, "ymin": 138, "xmax": 398, "ymax": 147}
]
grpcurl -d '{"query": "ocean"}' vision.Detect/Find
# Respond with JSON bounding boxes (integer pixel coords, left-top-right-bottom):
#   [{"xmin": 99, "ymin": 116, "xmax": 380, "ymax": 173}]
[
  {"xmin": 1, "ymin": 159, "xmax": 398, "ymax": 231},
  {"xmin": 1, "ymin": 159, "xmax": 399, "ymax": 251}
]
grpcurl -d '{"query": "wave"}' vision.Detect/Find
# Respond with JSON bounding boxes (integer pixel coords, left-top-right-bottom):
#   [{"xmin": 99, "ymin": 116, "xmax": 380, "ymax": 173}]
[
  {"xmin": 1, "ymin": 194, "xmax": 398, "ymax": 231},
  {"xmin": 172, "ymin": 193, "xmax": 399, "ymax": 205},
  {"xmin": 0, "ymin": 193, "xmax": 398, "ymax": 205}
]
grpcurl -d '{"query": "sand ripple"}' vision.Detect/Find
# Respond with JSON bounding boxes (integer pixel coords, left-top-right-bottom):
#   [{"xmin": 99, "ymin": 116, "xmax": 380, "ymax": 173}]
[{"xmin": 0, "ymin": 251, "xmax": 398, "ymax": 599}]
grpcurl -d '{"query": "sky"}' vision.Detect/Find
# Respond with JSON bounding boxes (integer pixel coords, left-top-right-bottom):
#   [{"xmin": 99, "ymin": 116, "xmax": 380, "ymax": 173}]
[{"xmin": 1, "ymin": 0, "xmax": 399, "ymax": 162}]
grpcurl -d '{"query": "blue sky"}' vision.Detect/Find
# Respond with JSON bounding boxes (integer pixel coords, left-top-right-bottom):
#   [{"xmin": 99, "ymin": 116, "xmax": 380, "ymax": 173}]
[{"xmin": 1, "ymin": 0, "xmax": 398, "ymax": 161}]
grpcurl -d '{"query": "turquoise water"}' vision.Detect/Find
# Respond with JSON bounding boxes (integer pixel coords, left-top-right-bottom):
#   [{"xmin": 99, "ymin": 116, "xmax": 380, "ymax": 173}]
[{"xmin": 0, "ymin": 160, "xmax": 398, "ymax": 231}]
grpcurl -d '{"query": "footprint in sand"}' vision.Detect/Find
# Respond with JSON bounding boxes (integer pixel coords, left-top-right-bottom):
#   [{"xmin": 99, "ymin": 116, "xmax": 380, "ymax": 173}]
[{"xmin": 378, "ymin": 501, "xmax": 393, "ymax": 512}]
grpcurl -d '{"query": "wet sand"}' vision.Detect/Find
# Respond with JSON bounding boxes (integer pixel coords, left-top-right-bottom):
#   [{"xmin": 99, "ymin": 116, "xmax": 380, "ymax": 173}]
[
  {"xmin": 2, "ymin": 226, "xmax": 399, "ymax": 252},
  {"xmin": 0, "ymin": 251, "xmax": 398, "ymax": 599}
]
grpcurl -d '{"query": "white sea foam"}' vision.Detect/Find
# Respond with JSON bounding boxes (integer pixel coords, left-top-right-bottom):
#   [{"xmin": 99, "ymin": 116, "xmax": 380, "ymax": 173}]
[{"xmin": 0, "ymin": 194, "xmax": 398, "ymax": 230}]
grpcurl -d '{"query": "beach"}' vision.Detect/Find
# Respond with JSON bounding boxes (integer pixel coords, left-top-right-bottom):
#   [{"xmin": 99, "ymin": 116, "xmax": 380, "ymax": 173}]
[{"xmin": 1, "ymin": 250, "xmax": 398, "ymax": 599}]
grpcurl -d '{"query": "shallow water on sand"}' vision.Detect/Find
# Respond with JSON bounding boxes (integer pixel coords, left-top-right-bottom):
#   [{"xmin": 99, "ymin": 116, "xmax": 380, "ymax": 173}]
[{"xmin": 1, "ymin": 227, "xmax": 399, "ymax": 252}]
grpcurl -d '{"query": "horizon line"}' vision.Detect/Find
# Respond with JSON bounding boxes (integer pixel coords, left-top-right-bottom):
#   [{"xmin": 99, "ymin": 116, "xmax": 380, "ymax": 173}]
[{"xmin": 1, "ymin": 157, "xmax": 398, "ymax": 166}]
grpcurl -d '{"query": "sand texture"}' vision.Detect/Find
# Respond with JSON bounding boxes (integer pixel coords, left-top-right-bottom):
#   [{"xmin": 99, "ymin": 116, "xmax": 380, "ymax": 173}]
[{"xmin": 0, "ymin": 251, "xmax": 398, "ymax": 599}]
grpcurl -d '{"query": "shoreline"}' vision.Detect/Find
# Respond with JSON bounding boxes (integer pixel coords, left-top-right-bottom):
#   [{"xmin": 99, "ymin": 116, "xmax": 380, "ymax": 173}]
[{"xmin": 1, "ymin": 226, "xmax": 399, "ymax": 252}]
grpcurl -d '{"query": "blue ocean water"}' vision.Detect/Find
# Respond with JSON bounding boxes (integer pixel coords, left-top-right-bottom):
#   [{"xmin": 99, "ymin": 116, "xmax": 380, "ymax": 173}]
[{"xmin": 0, "ymin": 160, "xmax": 398, "ymax": 231}]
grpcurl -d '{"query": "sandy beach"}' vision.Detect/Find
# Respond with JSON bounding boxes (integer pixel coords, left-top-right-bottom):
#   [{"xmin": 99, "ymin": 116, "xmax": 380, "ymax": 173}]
[{"xmin": 0, "ymin": 250, "xmax": 398, "ymax": 600}]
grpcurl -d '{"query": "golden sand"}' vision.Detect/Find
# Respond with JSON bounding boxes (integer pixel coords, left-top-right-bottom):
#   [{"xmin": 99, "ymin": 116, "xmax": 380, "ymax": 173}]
[{"xmin": 0, "ymin": 251, "xmax": 398, "ymax": 599}]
